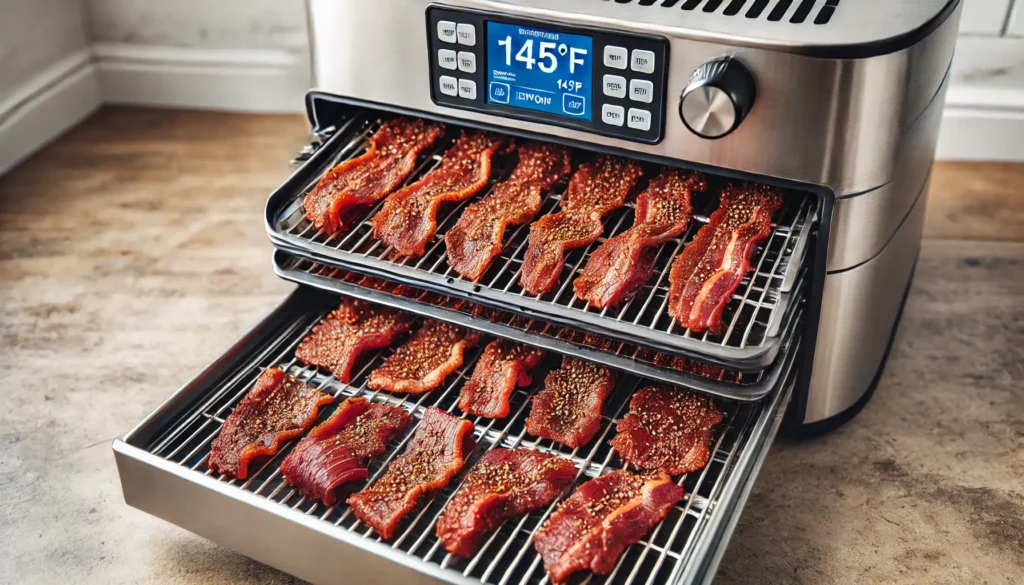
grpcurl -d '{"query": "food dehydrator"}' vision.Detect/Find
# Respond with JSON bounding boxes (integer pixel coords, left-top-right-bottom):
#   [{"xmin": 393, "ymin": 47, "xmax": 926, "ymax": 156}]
[{"xmin": 113, "ymin": 1, "xmax": 962, "ymax": 584}]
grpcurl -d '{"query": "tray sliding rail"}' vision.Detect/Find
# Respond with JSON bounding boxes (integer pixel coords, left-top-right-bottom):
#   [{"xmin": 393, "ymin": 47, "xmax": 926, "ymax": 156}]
[
  {"xmin": 266, "ymin": 111, "xmax": 818, "ymax": 371},
  {"xmin": 115, "ymin": 287, "xmax": 797, "ymax": 585},
  {"xmin": 272, "ymin": 249, "xmax": 805, "ymax": 401}
]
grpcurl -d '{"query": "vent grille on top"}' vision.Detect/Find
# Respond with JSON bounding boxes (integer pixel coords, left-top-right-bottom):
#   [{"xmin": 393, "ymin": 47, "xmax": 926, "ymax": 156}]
[{"xmin": 608, "ymin": 0, "xmax": 840, "ymax": 24}]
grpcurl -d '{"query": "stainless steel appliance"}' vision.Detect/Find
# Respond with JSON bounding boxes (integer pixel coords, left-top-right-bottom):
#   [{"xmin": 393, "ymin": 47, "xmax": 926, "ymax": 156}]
[{"xmin": 114, "ymin": 1, "xmax": 961, "ymax": 584}]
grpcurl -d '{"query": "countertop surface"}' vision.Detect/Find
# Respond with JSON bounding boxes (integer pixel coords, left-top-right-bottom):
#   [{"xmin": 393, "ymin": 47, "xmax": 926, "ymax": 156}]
[{"xmin": 1, "ymin": 108, "xmax": 1021, "ymax": 585}]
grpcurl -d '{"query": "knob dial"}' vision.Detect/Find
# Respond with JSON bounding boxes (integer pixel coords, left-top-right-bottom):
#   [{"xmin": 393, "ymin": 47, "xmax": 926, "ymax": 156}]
[{"xmin": 679, "ymin": 58, "xmax": 756, "ymax": 139}]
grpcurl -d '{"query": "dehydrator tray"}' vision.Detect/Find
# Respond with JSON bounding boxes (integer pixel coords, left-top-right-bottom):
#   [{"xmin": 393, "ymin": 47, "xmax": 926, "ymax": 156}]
[
  {"xmin": 114, "ymin": 287, "xmax": 796, "ymax": 585},
  {"xmin": 272, "ymin": 249, "xmax": 805, "ymax": 401},
  {"xmin": 265, "ymin": 111, "xmax": 818, "ymax": 371}
]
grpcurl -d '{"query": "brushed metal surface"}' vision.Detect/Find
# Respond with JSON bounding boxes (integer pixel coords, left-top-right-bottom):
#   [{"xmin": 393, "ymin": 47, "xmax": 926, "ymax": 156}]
[
  {"xmin": 414, "ymin": 0, "xmax": 956, "ymax": 54},
  {"xmin": 826, "ymin": 71, "xmax": 947, "ymax": 271},
  {"xmin": 306, "ymin": 0, "xmax": 959, "ymax": 194},
  {"xmin": 804, "ymin": 188, "xmax": 928, "ymax": 424}
]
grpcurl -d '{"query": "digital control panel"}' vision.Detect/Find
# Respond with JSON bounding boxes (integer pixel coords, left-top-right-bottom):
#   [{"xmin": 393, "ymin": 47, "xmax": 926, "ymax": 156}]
[{"xmin": 427, "ymin": 7, "xmax": 668, "ymax": 144}]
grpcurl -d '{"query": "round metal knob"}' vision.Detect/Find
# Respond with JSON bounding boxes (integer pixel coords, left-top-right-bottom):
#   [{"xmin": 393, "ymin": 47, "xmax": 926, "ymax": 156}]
[{"xmin": 679, "ymin": 58, "xmax": 756, "ymax": 139}]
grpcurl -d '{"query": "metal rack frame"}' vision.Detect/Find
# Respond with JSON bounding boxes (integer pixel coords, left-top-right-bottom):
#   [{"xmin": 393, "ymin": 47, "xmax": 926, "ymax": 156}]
[
  {"xmin": 266, "ymin": 111, "xmax": 817, "ymax": 371},
  {"xmin": 272, "ymin": 250, "xmax": 804, "ymax": 401},
  {"xmin": 114, "ymin": 287, "xmax": 796, "ymax": 585}
]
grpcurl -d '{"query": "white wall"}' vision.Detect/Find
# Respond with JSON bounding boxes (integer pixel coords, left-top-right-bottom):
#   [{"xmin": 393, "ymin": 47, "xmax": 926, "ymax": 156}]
[
  {"xmin": 83, "ymin": 0, "xmax": 311, "ymax": 113},
  {"xmin": 941, "ymin": 0, "xmax": 1024, "ymax": 160},
  {"xmin": 84, "ymin": 0, "xmax": 308, "ymax": 52},
  {"xmin": 0, "ymin": 0, "xmax": 100, "ymax": 173}
]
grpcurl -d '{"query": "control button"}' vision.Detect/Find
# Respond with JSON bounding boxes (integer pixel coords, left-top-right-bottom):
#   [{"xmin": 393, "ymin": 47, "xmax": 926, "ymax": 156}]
[
  {"xmin": 629, "ymin": 79, "xmax": 654, "ymax": 103},
  {"xmin": 627, "ymin": 108, "xmax": 652, "ymax": 131},
  {"xmin": 602, "ymin": 75, "xmax": 627, "ymax": 99},
  {"xmin": 457, "ymin": 51, "xmax": 476, "ymax": 74},
  {"xmin": 437, "ymin": 21, "xmax": 457, "ymax": 43},
  {"xmin": 602, "ymin": 104, "xmax": 625, "ymax": 127},
  {"xmin": 489, "ymin": 82, "xmax": 510, "ymax": 104},
  {"xmin": 631, "ymin": 50, "xmax": 656, "ymax": 74},
  {"xmin": 603, "ymin": 46, "xmax": 628, "ymax": 70},
  {"xmin": 439, "ymin": 76, "xmax": 458, "ymax": 97},
  {"xmin": 438, "ymin": 49, "xmax": 458, "ymax": 70},
  {"xmin": 458, "ymin": 79, "xmax": 477, "ymax": 100},
  {"xmin": 563, "ymin": 94, "xmax": 586, "ymax": 117},
  {"xmin": 456, "ymin": 23, "xmax": 476, "ymax": 46}
]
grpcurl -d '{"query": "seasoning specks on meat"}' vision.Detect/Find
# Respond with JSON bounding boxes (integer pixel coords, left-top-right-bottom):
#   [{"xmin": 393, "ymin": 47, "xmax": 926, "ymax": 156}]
[
  {"xmin": 371, "ymin": 131, "xmax": 508, "ymax": 258},
  {"xmin": 280, "ymin": 397, "xmax": 410, "ymax": 506},
  {"xmin": 525, "ymin": 358, "xmax": 615, "ymax": 448},
  {"xmin": 446, "ymin": 142, "xmax": 572, "ymax": 282},
  {"xmin": 667, "ymin": 182, "xmax": 784, "ymax": 334},
  {"xmin": 303, "ymin": 117, "xmax": 445, "ymax": 234},
  {"xmin": 519, "ymin": 155, "xmax": 643, "ymax": 296},
  {"xmin": 533, "ymin": 469, "xmax": 684, "ymax": 584},
  {"xmin": 367, "ymin": 320, "xmax": 480, "ymax": 394},
  {"xmin": 458, "ymin": 340, "xmax": 545, "ymax": 418},
  {"xmin": 294, "ymin": 299, "xmax": 412, "ymax": 383},
  {"xmin": 208, "ymin": 368, "xmax": 332, "ymax": 479},
  {"xmin": 610, "ymin": 386, "xmax": 723, "ymax": 475},
  {"xmin": 347, "ymin": 407, "xmax": 475, "ymax": 540},
  {"xmin": 437, "ymin": 448, "xmax": 576, "ymax": 557},
  {"xmin": 574, "ymin": 169, "xmax": 703, "ymax": 309}
]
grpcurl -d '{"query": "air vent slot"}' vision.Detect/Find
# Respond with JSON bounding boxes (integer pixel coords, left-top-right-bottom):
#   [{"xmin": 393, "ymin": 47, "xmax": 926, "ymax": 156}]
[{"xmin": 605, "ymin": 0, "xmax": 841, "ymax": 24}]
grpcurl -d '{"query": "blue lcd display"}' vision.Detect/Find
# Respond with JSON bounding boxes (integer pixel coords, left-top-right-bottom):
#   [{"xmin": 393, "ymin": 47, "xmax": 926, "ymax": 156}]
[{"xmin": 486, "ymin": 21, "xmax": 593, "ymax": 121}]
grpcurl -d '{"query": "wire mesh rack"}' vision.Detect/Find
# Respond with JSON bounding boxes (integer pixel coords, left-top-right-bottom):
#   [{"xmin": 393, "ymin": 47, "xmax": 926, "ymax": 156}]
[
  {"xmin": 271, "ymin": 249, "xmax": 805, "ymax": 400},
  {"xmin": 266, "ymin": 111, "xmax": 817, "ymax": 370},
  {"xmin": 129, "ymin": 289, "xmax": 797, "ymax": 585}
]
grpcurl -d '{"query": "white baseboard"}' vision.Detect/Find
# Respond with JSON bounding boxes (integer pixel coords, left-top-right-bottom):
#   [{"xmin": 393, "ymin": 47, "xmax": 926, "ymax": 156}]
[
  {"xmin": 92, "ymin": 43, "xmax": 309, "ymax": 114},
  {"xmin": 0, "ymin": 49, "xmax": 102, "ymax": 175},
  {"xmin": 937, "ymin": 88, "xmax": 1024, "ymax": 161}
]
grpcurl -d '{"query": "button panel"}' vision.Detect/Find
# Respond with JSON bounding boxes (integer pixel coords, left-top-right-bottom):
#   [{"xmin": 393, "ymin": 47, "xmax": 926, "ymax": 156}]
[{"xmin": 428, "ymin": 8, "xmax": 668, "ymax": 143}]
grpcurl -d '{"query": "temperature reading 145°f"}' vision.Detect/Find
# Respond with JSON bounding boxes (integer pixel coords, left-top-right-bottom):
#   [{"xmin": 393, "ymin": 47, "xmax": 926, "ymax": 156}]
[
  {"xmin": 557, "ymin": 79, "xmax": 583, "ymax": 92},
  {"xmin": 497, "ymin": 37, "xmax": 588, "ymax": 74}
]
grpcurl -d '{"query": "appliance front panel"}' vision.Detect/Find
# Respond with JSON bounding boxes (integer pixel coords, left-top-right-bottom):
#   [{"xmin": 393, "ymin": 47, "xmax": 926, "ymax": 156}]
[{"xmin": 307, "ymin": 0, "xmax": 959, "ymax": 194}]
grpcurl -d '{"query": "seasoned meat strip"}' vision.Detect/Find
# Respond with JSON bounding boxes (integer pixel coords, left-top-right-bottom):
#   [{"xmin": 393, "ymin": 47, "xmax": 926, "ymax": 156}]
[
  {"xmin": 525, "ymin": 357, "xmax": 615, "ymax": 448},
  {"xmin": 303, "ymin": 117, "xmax": 445, "ymax": 234},
  {"xmin": 371, "ymin": 131, "xmax": 508, "ymax": 257},
  {"xmin": 534, "ymin": 469, "xmax": 684, "ymax": 584},
  {"xmin": 294, "ymin": 299, "xmax": 413, "ymax": 383},
  {"xmin": 437, "ymin": 448, "xmax": 576, "ymax": 557},
  {"xmin": 519, "ymin": 155, "xmax": 643, "ymax": 296},
  {"xmin": 347, "ymin": 407, "xmax": 475, "ymax": 539},
  {"xmin": 280, "ymin": 397, "xmax": 409, "ymax": 505},
  {"xmin": 458, "ymin": 340, "xmax": 545, "ymax": 418},
  {"xmin": 667, "ymin": 183, "xmax": 784, "ymax": 334},
  {"xmin": 208, "ymin": 368, "xmax": 332, "ymax": 479},
  {"xmin": 610, "ymin": 386, "xmax": 723, "ymax": 475},
  {"xmin": 574, "ymin": 169, "xmax": 703, "ymax": 309},
  {"xmin": 446, "ymin": 142, "xmax": 572, "ymax": 282},
  {"xmin": 367, "ymin": 320, "xmax": 480, "ymax": 394}
]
